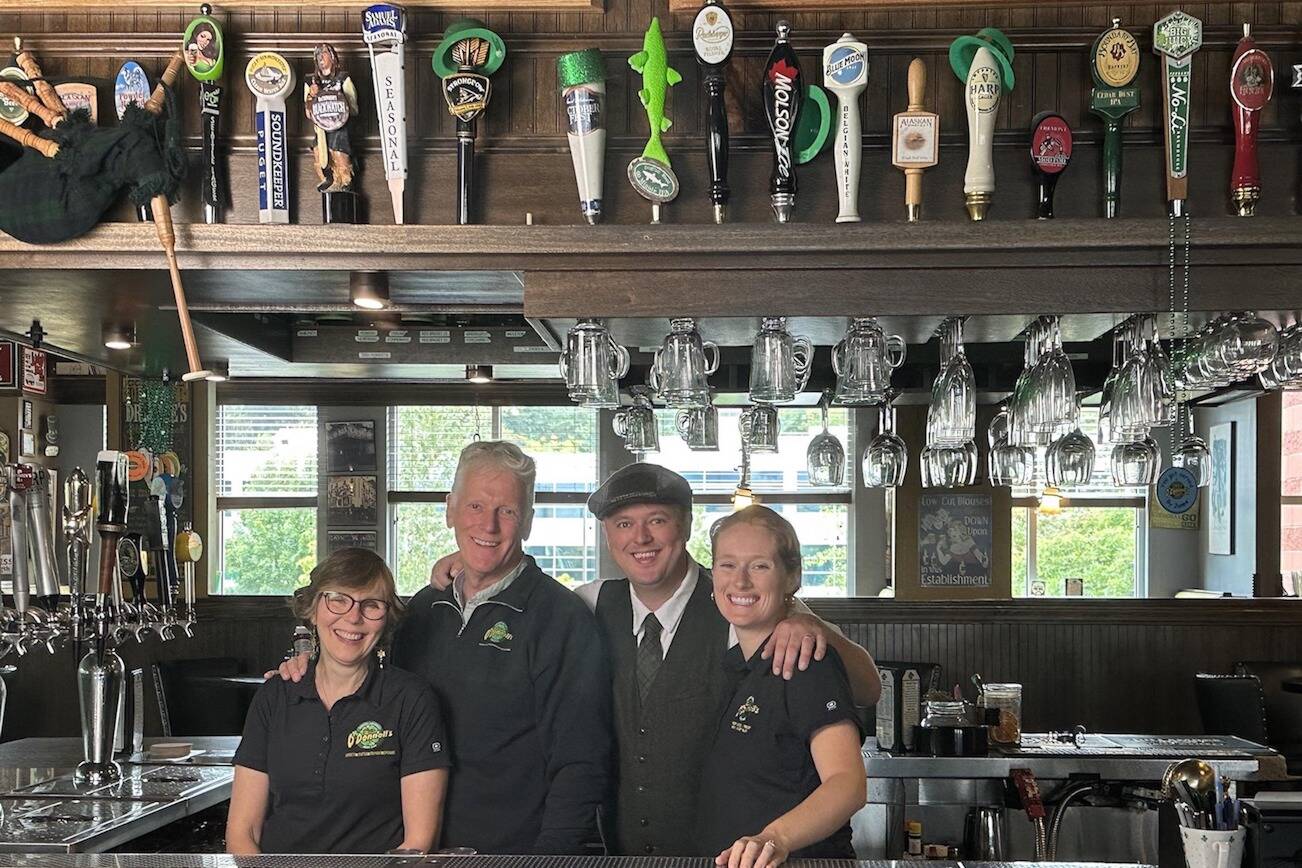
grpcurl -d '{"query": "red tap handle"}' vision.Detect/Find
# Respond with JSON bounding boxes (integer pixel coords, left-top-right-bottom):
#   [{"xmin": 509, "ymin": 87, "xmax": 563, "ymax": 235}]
[{"xmin": 1229, "ymin": 25, "xmax": 1273, "ymax": 214}]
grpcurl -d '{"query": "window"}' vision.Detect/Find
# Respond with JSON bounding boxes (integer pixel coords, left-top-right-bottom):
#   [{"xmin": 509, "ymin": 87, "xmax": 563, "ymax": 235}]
[
  {"xmin": 1282, "ymin": 391, "xmax": 1302, "ymax": 594},
  {"xmin": 214, "ymin": 406, "xmax": 317, "ymax": 594},
  {"xmin": 1009, "ymin": 407, "xmax": 1145, "ymax": 598},
  {"xmin": 388, "ymin": 405, "xmax": 600, "ymax": 591},
  {"xmin": 672, "ymin": 407, "xmax": 853, "ymax": 597}
]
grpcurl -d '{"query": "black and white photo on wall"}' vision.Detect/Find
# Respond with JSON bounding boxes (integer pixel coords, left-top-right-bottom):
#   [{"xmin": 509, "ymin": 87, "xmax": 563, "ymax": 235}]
[
  {"xmin": 326, "ymin": 420, "xmax": 377, "ymax": 473},
  {"xmin": 327, "ymin": 474, "xmax": 377, "ymax": 526},
  {"xmin": 327, "ymin": 530, "xmax": 378, "ymax": 554},
  {"xmin": 1208, "ymin": 421, "xmax": 1235, "ymax": 556},
  {"xmin": 20, "ymin": 399, "xmax": 32, "ymax": 431}
]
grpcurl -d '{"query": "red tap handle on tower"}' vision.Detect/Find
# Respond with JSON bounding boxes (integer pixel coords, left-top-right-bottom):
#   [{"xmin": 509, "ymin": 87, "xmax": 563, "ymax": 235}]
[{"xmin": 1229, "ymin": 23, "xmax": 1273, "ymax": 216}]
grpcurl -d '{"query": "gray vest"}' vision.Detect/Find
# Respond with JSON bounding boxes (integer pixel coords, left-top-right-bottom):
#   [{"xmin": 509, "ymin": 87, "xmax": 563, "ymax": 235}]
[{"xmin": 596, "ymin": 572, "xmax": 734, "ymax": 856}]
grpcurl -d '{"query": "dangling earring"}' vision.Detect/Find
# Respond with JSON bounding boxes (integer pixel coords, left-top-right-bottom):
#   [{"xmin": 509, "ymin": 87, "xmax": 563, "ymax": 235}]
[{"xmin": 311, "ymin": 627, "xmax": 320, "ymax": 660}]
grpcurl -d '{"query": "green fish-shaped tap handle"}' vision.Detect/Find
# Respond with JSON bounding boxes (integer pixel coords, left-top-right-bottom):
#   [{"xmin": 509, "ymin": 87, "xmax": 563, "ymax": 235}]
[{"xmin": 627, "ymin": 17, "xmax": 682, "ymax": 218}]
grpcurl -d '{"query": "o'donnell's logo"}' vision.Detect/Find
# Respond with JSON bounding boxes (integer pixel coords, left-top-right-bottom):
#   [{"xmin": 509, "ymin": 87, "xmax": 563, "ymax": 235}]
[
  {"xmin": 484, "ymin": 621, "xmax": 514, "ymax": 644},
  {"xmin": 347, "ymin": 720, "xmax": 393, "ymax": 750}
]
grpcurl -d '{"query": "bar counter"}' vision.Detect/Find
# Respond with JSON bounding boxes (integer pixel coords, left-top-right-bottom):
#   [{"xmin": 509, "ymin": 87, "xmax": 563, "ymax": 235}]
[{"xmin": 0, "ymin": 856, "xmax": 1154, "ymax": 868}]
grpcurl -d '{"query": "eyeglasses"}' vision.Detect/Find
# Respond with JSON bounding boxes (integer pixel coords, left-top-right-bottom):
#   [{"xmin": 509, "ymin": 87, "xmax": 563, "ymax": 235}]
[{"xmin": 321, "ymin": 591, "xmax": 389, "ymax": 621}]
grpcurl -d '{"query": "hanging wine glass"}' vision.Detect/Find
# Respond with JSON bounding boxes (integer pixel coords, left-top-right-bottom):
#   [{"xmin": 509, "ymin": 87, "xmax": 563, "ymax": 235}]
[
  {"xmin": 926, "ymin": 317, "xmax": 975, "ymax": 447},
  {"xmin": 1111, "ymin": 435, "xmax": 1160, "ymax": 486},
  {"xmin": 1046, "ymin": 423, "xmax": 1096, "ymax": 488},
  {"xmin": 1171, "ymin": 406, "xmax": 1212, "ymax": 487},
  {"xmin": 863, "ymin": 398, "xmax": 908, "ymax": 488},
  {"xmin": 806, "ymin": 391, "xmax": 845, "ymax": 486}
]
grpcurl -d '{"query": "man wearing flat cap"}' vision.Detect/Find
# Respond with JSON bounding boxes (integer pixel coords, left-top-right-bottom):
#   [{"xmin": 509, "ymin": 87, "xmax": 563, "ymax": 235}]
[{"xmin": 433, "ymin": 462, "xmax": 880, "ymax": 857}]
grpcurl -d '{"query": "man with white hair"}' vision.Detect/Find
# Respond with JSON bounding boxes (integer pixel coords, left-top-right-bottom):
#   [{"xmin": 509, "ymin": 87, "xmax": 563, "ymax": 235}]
[{"xmin": 276, "ymin": 441, "xmax": 612, "ymax": 854}]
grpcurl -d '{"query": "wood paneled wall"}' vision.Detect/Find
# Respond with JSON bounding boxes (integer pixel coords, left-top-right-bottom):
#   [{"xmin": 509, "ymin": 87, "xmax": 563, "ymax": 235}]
[
  {"xmin": 1, "ymin": 3, "xmax": 1300, "ymax": 227},
  {"xmin": 7, "ymin": 598, "xmax": 1302, "ymax": 741}
]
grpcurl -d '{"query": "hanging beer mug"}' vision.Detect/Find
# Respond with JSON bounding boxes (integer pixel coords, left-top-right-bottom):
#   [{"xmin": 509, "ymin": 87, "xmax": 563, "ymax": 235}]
[
  {"xmin": 833, "ymin": 317, "xmax": 906, "ymax": 405},
  {"xmin": 749, "ymin": 316, "xmax": 813, "ymax": 404},
  {"xmin": 558, "ymin": 319, "xmax": 629, "ymax": 409},
  {"xmin": 740, "ymin": 404, "xmax": 780, "ymax": 453},
  {"xmin": 676, "ymin": 396, "xmax": 719, "ymax": 451},
  {"xmin": 806, "ymin": 392, "xmax": 845, "ymax": 486},
  {"xmin": 649, "ymin": 317, "xmax": 720, "ymax": 408},
  {"xmin": 613, "ymin": 386, "xmax": 660, "ymax": 454}
]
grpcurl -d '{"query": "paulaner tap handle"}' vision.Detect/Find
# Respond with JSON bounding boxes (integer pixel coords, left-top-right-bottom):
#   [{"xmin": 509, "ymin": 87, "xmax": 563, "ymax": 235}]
[
  {"xmin": 764, "ymin": 21, "xmax": 803, "ymax": 223},
  {"xmin": 694, "ymin": 1, "xmax": 734, "ymax": 224},
  {"xmin": 1230, "ymin": 23, "xmax": 1273, "ymax": 216}
]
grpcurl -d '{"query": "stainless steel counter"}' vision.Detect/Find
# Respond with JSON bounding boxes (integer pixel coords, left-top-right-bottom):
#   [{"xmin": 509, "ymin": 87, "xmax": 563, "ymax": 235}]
[
  {"xmin": 0, "ymin": 856, "xmax": 1154, "ymax": 868},
  {"xmin": 0, "ymin": 738, "xmax": 239, "ymax": 854}
]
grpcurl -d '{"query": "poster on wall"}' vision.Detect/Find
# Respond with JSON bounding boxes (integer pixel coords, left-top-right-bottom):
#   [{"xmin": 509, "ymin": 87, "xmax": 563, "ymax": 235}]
[
  {"xmin": 1150, "ymin": 466, "xmax": 1200, "ymax": 531},
  {"xmin": 0, "ymin": 341, "xmax": 16, "ymax": 391},
  {"xmin": 327, "ymin": 475, "xmax": 378, "ymax": 526},
  {"xmin": 21, "ymin": 347, "xmax": 46, "ymax": 395},
  {"xmin": 326, "ymin": 420, "xmax": 377, "ymax": 473},
  {"xmin": 122, "ymin": 378, "xmax": 192, "ymax": 537},
  {"xmin": 918, "ymin": 492, "xmax": 992, "ymax": 588},
  {"xmin": 1209, "ymin": 422, "xmax": 1235, "ymax": 555},
  {"xmin": 327, "ymin": 530, "xmax": 378, "ymax": 554}
]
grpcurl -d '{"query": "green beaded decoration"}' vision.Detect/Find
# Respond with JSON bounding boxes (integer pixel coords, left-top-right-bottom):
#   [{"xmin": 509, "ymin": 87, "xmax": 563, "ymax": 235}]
[{"xmin": 136, "ymin": 378, "xmax": 176, "ymax": 454}]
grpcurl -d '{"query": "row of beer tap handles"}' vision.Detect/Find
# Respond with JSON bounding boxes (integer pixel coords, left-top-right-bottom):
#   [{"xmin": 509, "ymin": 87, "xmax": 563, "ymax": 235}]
[
  {"xmin": 614, "ymin": 5, "xmax": 1274, "ymax": 224},
  {"xmin": 1, "ymin": 450, "xmax": 202, "ymax": 660}
]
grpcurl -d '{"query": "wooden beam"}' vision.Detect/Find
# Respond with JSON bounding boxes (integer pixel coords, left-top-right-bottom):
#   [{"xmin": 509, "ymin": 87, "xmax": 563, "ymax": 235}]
[
  {"xmin": 0, "ymin": 0, "xmax": 602, "ymax": 7},
  {"xmin": 669, "ymin": 0, "xmax": 1241, "ymax": 9}
]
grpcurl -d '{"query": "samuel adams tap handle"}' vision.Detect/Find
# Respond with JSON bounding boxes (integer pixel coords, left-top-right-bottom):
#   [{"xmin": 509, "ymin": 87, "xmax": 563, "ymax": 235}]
[
  {"xmin": 764, "ymin": 21, "xmax": 803, "ymax": 223},
  {"xmin": 183, "ymin": 6, "xmax": 226, "ymax": 224},
  {"xmin": 1230, "ymin": 23, "xmax": 1273, "ymax": 217},
  {"xmin": 1153, "ymin": 12, "xmax": 1203, "ymax": 216},
  {"xmin": 693, "ymin": 1, "xmax": 734, "ymax": 224}
]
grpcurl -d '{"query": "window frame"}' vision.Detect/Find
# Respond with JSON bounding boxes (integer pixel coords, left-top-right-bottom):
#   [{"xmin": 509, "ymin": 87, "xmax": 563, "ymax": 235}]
[{"xmin": 1009, "ymin": 498, "xmax": 1148, "ymax": 598}]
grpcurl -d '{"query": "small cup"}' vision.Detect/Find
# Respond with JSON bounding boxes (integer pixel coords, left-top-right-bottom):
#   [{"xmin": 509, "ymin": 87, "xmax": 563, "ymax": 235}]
[{"xmin": 1178, "ymin": 826, "xmax": 1244, "ymax": 868}]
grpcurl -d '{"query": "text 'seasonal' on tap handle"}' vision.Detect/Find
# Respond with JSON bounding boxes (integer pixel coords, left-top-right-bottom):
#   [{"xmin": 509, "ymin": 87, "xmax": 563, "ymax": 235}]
[
  {"xmin": 764, "ymin": 21, "xmax": 803, "ymax": 224},
  {"xmin": 693, "ymin": 0, "xmax": 734, "ymax": 225}
]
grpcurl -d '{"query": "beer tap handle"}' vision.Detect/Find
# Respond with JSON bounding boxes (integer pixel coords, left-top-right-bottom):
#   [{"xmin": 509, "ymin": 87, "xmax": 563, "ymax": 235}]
[
  {"xmin": 7, "ymin": 472, "xmax": 31, "ymax": 617},
  {"xmin": 1230, "ymin": 23, "xmax": 1273, "ymax": 216},
  {"xmin": 1089, "ymin": 20, "xmax": 1141, "ymax": 219},
  {"xmin": 456, "ymin": 113, "xmax": 474, "ymax": 226},
  {"xmin": 437, "ymin": 28, "xmax": 502, "ymax": 226},
  {"xmin": 694, "ymin": 1, "xmax": 734, "ymax": 224},
  {"xmin": 962, "ymin": 47, "xmax": 1001, "ymax": 221},
  {"xmin": 824, "ymin": 33, "xmax": 868, "ymax": 224},
  {"xmin": 892, "ymin": 58, "xmax": 939, "ymax": 223},
  {"xmin": 1153, "ymin": 12, "xmax": 1203, "ymax": 216},
  {"xmin": 183, "ymin": 6, "xmax": 226, "ymax": 224},
  {"xmin": 764, "ymin": 21, "xmax": 803, "ymax": 223},
  {"xmin": 1030, "ymin": 112, "xmax": 1073, "ymax": 219},
  {"xmin": 26, "ymin": 467, "xmax": 62, "ymax": 612},
  {"xmin": 93, "ymin": 451, "xmax": 129, "ymax": 603}
]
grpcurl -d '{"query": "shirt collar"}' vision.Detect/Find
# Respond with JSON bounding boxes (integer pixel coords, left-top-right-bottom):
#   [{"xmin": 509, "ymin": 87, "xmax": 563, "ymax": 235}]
[
  {"xmin": 454, "ymin": 556, "xmax": 530, "ymax": 610},
  {"xmin": 724, "ymin": 634, "xmax": 773, "ymax": 673},
  {"xmin": 631, "ymin": 557, "xmax": 699, "ymax": 636}
]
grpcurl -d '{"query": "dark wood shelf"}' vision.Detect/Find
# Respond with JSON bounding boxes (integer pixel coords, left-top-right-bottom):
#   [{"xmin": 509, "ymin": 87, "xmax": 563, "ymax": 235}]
[{"xmin": 2, "ymin": 217, "xmax": 1300, "ymax": 319}]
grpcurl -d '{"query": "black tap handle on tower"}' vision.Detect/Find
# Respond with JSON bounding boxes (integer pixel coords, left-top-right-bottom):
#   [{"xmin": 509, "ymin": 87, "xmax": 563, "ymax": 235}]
[
  {"xmin": 763, "ymin": 21, "xmax": 803, "ymax": 223},
  {"xmin": 693, "ymin": 1, "xmax": 735, "ymax": 224},
  {"xmin": 93, "ymin": 451, "xmax": 129, "ymax": 601},
  {"xmin": 457, "ymin": 117, "xmax": 474, "ymax": 225},
  {"xmin": 162, "ymin": 493, "xmax": 181, "ymax": 604},
  {"xmin": 123, "ymin": 532, "xmax": 148, "ymax": 605},
  {"xmin": 143, "ymin": 496, "xmax": 173, "ymax": 608}
]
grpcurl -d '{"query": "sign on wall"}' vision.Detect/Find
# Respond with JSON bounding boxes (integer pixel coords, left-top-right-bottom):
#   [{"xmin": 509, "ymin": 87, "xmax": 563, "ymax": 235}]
[{"xmin": 918, "ymin": 492, "xmax": 992, "ymax": 588}]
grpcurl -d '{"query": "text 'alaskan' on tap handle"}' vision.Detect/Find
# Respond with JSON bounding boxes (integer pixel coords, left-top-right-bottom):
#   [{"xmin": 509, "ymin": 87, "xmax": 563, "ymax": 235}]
[
  {"xmin": 1230, "ymin": 23, "xmax": 1273, "ymax": 216},
  {"xmin": 764, "ymin": 21, "xmax": 803, "ymax": 223},
  {"xmin": 694, "ymin": 0, "xmax": 734, "ymax": 224}
]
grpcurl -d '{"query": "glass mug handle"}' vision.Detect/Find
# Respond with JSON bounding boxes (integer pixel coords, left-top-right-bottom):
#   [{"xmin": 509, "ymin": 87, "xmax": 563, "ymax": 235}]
[
  {"xmin": 557, "ymin": 348, "xmax": 571, "ymax": 382},
  {"xmin": 648, "ymin": 350, "xmax": 663, "ymax": 396},
  {"xmin": 676, "ymin": 409, "xmax": 693, "ymax": 437},
  {"xmin": 701, "ymin": 341, "xmax": 721, "ymax": 375},
  {"xmin": 609, "ymin": 341, "xmax": 630, "ymax": 379},
  {"xmin": 886, "ymin": 334, "xmax": 907, "ymax": 369},
  {"xmin": 612, "ymin": 411, "xmax": 628, "ymax": 439},
  {"xmin": 792, "ymin": 336, "xmax": 814, "ymax": 391},
  {"xmin": 831, "ymin": 338, "xmax": 846, "ymax": 377}
]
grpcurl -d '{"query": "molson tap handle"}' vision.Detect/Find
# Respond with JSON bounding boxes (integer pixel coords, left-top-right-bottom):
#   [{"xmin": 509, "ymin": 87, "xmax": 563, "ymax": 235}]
[
  {"xmin": 1030, "ymin": 112, "xmax": 1072, "ymax": 219},
  {"xmin": 182, "ymin": 5, "xmax": 226, "ymax": 224},
  {"xmin": 892, "ymin": 58, "xmax": 939, "ymax": 222},
  {"xmin": 1153, "ymin": 11, "xmax": 1203, "ymax": 217},
  {"xmin": 824, "ymin": 33, "xmax": 868, "ymax": 223},
  {"xmin": 557, "ymin": 49, "xmax": 607, "ymax": 225},
  {"xmin": 764, "ymin": 21, "xmax": 803, "ymax": 223},
  {"xmin": 1229, "ymin": 23, "xmax": 1273, "ymax": 217},
  {"xmin": 693, "ymin": 0, "xmax": 734, "ymax": 224},
  {"xmin": 1089, "ymin": 20, "xmax": 1141, "ymax": 219},
  {"xmin": 950, "ymin": 28, "xmax": 1014, "ymax": 221}
]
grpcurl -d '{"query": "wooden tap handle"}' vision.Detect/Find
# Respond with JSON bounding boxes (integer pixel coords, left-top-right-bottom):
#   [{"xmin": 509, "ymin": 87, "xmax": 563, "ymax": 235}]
[
  {"xmin": 0, "ymin": 82, "xmax": 63, "ymax": 128},
  {"xmin": 96, "ymin": 535, "xmax": 118, "ymax": 597},
  {"xmin": 150, "ymin": 195, "xmax": 209, "ymax": 380},
  {"xmin": 144, "ymin": 50, "xmax": 185, "ymax": 116},
  {"xmin": 0, "ymin": 117, "xmax": 58, "ymax": 158},
  {"xmin": 907, "ymin": 57, "xmax": 926, "ymax": 112},
  {"xmin": 13, "ymin": 39, "xmax": 68, "ymax": 117},
  {"xmin": 905, "ymin": 169, "xmax": 923, "ymax": 209}
]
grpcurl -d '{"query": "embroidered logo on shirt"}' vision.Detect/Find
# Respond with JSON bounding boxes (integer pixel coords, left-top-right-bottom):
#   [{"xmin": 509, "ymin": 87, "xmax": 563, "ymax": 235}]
[
  {"xmin": 347, "ymin": 720, "xmax": 394, "ymax": 751},
  {"xmin": 432, "ymin": 741, "xmax": 442, "ymax": 753},
  {"xmin": 826, "ymin": 701, "xmax": 838, "ymax": 711},
  {"xmin": 482, "ymin": 620, "xmax": 514, "ymax": 649},
  {"xmin": 731, "ymin": 695, "xmax": 760, "ymax": 733}
]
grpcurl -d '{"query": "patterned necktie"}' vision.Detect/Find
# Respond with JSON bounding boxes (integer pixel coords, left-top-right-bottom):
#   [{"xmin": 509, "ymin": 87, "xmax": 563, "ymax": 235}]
[{"xmin": 637, "ymin": 613, "xmax": 663, "ymax": 702}]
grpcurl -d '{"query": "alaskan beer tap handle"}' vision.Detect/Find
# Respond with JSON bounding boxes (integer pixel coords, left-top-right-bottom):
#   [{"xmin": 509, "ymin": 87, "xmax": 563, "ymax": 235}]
[
  {"xmin": 1230, "ymin": 23, "xmax": 1273, "ymax": 216},
  {"xmin": 905, "ymin": 60, "xmax": 925, "ymax": 210}
]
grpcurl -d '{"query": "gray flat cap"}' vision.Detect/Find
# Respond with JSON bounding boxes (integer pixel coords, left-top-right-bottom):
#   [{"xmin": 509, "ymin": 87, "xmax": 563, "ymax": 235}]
[{"xmin": 587, "ymin": 463, "xmax": 693, "ymax": 519}]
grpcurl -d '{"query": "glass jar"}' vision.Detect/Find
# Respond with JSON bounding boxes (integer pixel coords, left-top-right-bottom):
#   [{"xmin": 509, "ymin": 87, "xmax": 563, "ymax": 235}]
[
  {"xmin": 980, "ymin": 683, "xmax": 1022, "ymax": 746},
  {"xmin": 920, "ymin": 700, "xmax": 969, "ymax": 728}
]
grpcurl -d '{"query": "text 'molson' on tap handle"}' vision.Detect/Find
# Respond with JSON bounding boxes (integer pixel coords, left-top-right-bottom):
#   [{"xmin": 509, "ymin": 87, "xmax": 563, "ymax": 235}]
[
  {"xmin": 694, "ymin": 0, "xmax": 734, "ymax": 224},
  {"xmin": 764, "ymin": 21, "xmax": 803, "ymax": 224},
  {"xmin": 1229, "ymin": 23, "xmax": 1273, "ymax": 217}
]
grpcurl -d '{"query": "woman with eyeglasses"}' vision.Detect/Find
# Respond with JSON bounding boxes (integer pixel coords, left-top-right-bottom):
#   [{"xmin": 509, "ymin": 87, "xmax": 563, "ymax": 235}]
[{"xmin": 227, "ymin": 548, "xmax": 451, "ymax": 855}]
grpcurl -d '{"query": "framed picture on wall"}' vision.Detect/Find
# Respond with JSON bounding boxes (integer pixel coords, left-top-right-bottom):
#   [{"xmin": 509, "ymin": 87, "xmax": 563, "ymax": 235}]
[
  {"xmin": 327, "ymin": 530, "xmax": 378, "ymax": 554},
  {"xmin": 327, "ymin": 475, "xmax": 378, "ymax": 526},
  {"xmin": 20, "ymin": 399, "xmax": 32, "ymax": 430},
  {"xmin": 326, "ymin": 420, "xmax": 377, "ymax": 473},
  {"xmin": 1208, "ymin": 421, "xmax": 1235, "ymax": 555}
]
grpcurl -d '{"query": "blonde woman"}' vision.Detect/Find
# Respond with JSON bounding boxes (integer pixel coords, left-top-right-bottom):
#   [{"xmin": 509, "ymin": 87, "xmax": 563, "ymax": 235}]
[
  {"xmin": 227, "ymin": 548, "xmax": 450, "ymax": 854},
  {"xmin": 695, "ymin": 507, "xmax": 867, "ymax": 868}
]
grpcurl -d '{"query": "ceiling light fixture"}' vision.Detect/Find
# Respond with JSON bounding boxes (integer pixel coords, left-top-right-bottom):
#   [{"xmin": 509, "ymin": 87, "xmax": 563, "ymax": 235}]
[
  {"xmin": 466, "ymin": 364, "xmax": 493, "ymax": 384},
  {"xmin": 350, "ymin": 271, "xmax": 390, "ymax": 310},
  {"xmin": 102, "ymin": 323, "xmax": 136, "ymax": 350},
  {"xmin": 1038, "ymin": 485, "xmax": 1065, "ymax": 516}
]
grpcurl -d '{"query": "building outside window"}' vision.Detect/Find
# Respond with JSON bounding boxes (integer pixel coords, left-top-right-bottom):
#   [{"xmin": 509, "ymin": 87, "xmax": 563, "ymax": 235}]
[
  {"xmin": 214, "ymin": 405, "xmax": 318, "ymax": 594},
  {"xmin": 1009, "ymin": 407, "xmax": 1146, "ymax": 598}
]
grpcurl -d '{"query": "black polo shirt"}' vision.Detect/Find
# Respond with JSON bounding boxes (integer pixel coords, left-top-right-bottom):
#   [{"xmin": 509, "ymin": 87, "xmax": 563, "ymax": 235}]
[
  {"xmin": 695, "ymin": 643, "xmax": 863, "ymax": 859},
  {"xmin": 234, "ymin": 659, "xmax": 451, "ymax": 854}
]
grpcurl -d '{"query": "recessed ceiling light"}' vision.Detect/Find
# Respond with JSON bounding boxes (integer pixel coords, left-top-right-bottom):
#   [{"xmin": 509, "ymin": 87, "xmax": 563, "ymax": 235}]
[
  {"xmin": 466, "ymin": 364, "xmax": 493, "ymax": 384},
  {"xmin": 350, "ymin": 271, "xmax": 390, "ymax": 310},
  {"xmin": 102, "ymin": 323, "xmax": 135, "ymax": 350}
]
